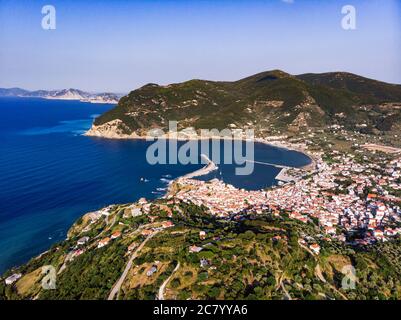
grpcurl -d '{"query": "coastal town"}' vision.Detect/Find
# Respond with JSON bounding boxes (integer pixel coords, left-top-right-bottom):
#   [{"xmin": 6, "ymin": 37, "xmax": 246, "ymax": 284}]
[{"xmin": 169, "ymin": 140, "xmax": 401, "ymax": 246}]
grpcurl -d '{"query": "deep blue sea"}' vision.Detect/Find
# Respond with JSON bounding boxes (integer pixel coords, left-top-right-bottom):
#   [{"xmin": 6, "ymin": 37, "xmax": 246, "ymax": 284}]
[{"xmin": 0, "ymin": 97, "xmax": 310, "ymax": 273}]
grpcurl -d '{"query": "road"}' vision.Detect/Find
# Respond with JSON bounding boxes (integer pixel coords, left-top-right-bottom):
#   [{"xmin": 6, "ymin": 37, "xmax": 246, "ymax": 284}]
[
  {"xmin": 297, "ymin": 239, "xmax": 348, "ymax": 300},
  {"xmin": 297, "ymin": 240, "xmax": 326, "ymax": 281},
  {"xmin": 276, "ymin": 272, "xmax": 292, "ymax": 300},
  {"xmin": 157, "ymin": 262, "xmax": 180, "ymax": 300},
  {"xmin": 108, "ymin": 230, "xmax": 159, "ymax": 300},
  {"xmin": 280, "ymin": 280, "xmax": 292, "ymax": 300}
]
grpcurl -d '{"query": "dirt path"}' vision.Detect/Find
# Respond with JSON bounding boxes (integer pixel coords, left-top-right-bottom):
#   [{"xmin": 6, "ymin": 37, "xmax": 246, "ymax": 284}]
[
  {"xmin": 275, "ymin": 272, "xmax": 292, "ymax": 300},
  {"xmin": 108, "ymin": 230, "xmax": 159, "ymax": 300},
  {"xmin": 315, "ymin": 264, "xmax": 326, "ymax": 283},
  {"xmin": 157, "ymin": 262, "xmax": 180, "ymax": 300},
  {"xmin": 280, "ymin": 280, "xmax": 292, "ymax": 300},
  {"xmin": 297, "ymin": 239, "xmax": 348, "ymax": 300}
]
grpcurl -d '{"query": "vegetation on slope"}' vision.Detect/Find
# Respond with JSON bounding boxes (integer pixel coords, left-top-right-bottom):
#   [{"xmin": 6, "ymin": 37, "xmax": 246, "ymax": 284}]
[
  {"xmin": 93, "ymin": 70, "xmax": 401, "ymax": 135},
  {"xmin": 2, "ymin": 200, "xmax": 401, "ymax": 300}
]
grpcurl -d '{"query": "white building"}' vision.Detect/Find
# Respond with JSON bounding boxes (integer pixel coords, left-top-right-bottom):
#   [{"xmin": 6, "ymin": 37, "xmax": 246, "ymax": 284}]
[{"xmin": 5, "ymin": 273, "xmax": 22, "ymax": 285}]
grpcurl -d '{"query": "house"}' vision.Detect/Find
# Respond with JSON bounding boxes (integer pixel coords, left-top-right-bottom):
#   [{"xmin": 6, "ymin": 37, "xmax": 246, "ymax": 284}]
[
  {"xmin": 131, "ymin": 207, "xmax": 142, "ymax": 217},
  {"xmin": 146, "ymin": 265, "xmax": 157, "ymax": 277},
  {"xmin": 161, "ymin": 221, "xmax": 174, "ymax": 229},
  {"xmin": 300, "ymin": 238, "xmax": 307, "ymax": 245},
  {"xmin": 5, "ymin": 273, "xmax": 22, "ymax": 285},
  {"xmin": 164, "ymin": 207, "xmax": 173, "ymax": 218},
  {"xmin": 297, "ymin": 216, "xmax": 308, "ymax": 223},
  {"xmin": 141, "ymin": 229, "xmax": 153, "ymax": 237},
  {"xmin": 374, "ymin": 229, "xmax": 384, "ymax": 239},
  {"xmin": 72, "ymin": 249, "xmax": 85, "ymax": 257},
  {"xmin": 111, "ymin": 231, "xmax": 121, "ymax": 239},
  {"xmin": 88, "ymin": 211, "xmax": 102, "ymax": 222},
  {"xmin": 189, "ymin": 245, "xmax": 203, "ymax": 253},
  {"xmin": 77, "ymin": 236, "xmax": 90, "ymax": 246},
  {"xmin": 309, "ymin": 243, "xmax": 321, "ymax": 255},
  {"xmin": 167, "ymin": 209, "xmax": 173, "ymax": 218},
  {"xmin": 143, "ymin": 204, "xmax": 151, "ymax": 213},
  {"xmin": 324, "ymin": 226, "xmax": 336, "ymax": 235},
  {"xmin": 199, "ymin": 231, "xmax": 206, "ymax": 240},
  {"xmin": 100, "ymin": 207, "xmax": 111, "ymax": 217},
  {"xmin": 272, "ymin": 235, "xmax": 282, "ymax": 242},
  {"xmin": 368, "ymin": 218, "xmax": 377, "ymax": 230},
  {"xmin": 98, "ymin": 237, "xmax": 111, "ymax": 248}
]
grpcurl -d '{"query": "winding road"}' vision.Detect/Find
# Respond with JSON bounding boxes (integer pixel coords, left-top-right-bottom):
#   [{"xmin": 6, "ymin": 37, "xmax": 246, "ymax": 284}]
[
  {"xmin": 108, "ymin": 230, "xmax": 159, "ymax": 300},
  {"xmin": 280, "ymin": 280, "xmax": 292, "ymax": 300},
  {"xmin": 297, "ymin": 239, "xmax": 348, "ymax": 300},
  {"xmin": 157, "ymin": 262, "xmax": 180, "ymax": 300}
]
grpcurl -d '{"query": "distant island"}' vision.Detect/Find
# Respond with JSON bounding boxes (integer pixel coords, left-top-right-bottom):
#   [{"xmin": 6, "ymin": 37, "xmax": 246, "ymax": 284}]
[{"xmin": 0, "ymin": 87, "xmax": 122, "ymax": 104}]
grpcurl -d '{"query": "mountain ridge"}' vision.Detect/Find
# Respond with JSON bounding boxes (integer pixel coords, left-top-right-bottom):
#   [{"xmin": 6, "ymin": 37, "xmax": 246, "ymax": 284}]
[{"xmin": 86, "ymin": 70, "xmax": 401, "ymax": 138}]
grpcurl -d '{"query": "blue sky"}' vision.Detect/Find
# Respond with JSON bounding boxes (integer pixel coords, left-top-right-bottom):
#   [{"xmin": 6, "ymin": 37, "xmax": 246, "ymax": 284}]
[{"xmin": 0, "ymin": 0, "xmax": 400, "ymax": 92}]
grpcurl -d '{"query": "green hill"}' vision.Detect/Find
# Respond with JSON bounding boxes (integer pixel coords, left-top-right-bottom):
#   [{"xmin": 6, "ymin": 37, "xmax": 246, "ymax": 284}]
[
  {"xmin": 2, "ymin": 199, "xmax": 401, "ymax": 300},
  {"xmin": 91, "ymin": 70, "xmax": 401, "ymax": 136}
]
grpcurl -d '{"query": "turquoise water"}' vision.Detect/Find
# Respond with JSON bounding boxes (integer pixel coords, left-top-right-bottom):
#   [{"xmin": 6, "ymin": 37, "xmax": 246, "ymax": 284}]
[{"xmin": 0, "ymin": 97, "xmax": 310, "ymax": 273}]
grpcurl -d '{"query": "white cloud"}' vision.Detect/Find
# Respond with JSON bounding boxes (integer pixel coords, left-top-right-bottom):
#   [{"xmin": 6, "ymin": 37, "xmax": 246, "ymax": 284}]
[{"xmin": 281, "ymin": 0, "xmax": 294, "ymax": 4}]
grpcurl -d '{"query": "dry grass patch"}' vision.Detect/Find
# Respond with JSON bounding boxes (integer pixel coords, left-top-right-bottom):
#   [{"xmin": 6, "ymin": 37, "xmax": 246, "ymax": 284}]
[
  {"xmin": 15, "ymin": 268, "xmax": 42, "ymax": 297},
  {"xmin": 124, "ymin": 262, "xmax": 169, "ymax": 290},
  {"xmin": 322, "ymin": 254, "xmax": 352, "ymax": 280}
]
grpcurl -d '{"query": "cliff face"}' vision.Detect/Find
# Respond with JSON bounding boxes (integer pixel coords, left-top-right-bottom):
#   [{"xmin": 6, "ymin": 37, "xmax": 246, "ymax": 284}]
[
  {"xmin": 85, "ymin": 70, "xmax": 401, "ymax": 139},
  {"xmin": 84, "ymin": 119, "xmax": 140, "ymax": 139}
]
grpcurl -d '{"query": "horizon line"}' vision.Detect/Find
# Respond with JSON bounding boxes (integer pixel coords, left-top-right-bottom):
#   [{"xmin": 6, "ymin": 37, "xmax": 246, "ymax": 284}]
[{"xmin": 2, "ymin": 69, "xmax": 401, "ymax": 93}]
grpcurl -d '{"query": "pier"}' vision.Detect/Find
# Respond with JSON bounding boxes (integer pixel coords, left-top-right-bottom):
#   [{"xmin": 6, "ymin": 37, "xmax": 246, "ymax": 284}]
[
  {"xmin": 245, "ymin": 160, "xmax": 292, "ymax": 169},
  {"xmin": 245, "ymin": 160, "xmax": 298, "ymax": 183},
  {"xmin": 180, "ymin": 154, "xmax": 218, "ymax": 180}
]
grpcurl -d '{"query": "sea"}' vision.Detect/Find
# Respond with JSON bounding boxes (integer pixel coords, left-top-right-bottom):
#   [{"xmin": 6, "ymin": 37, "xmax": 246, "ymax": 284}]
[{"xmin": 0, "ymin": 97, "xmax": 311, "ymax": 273}]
